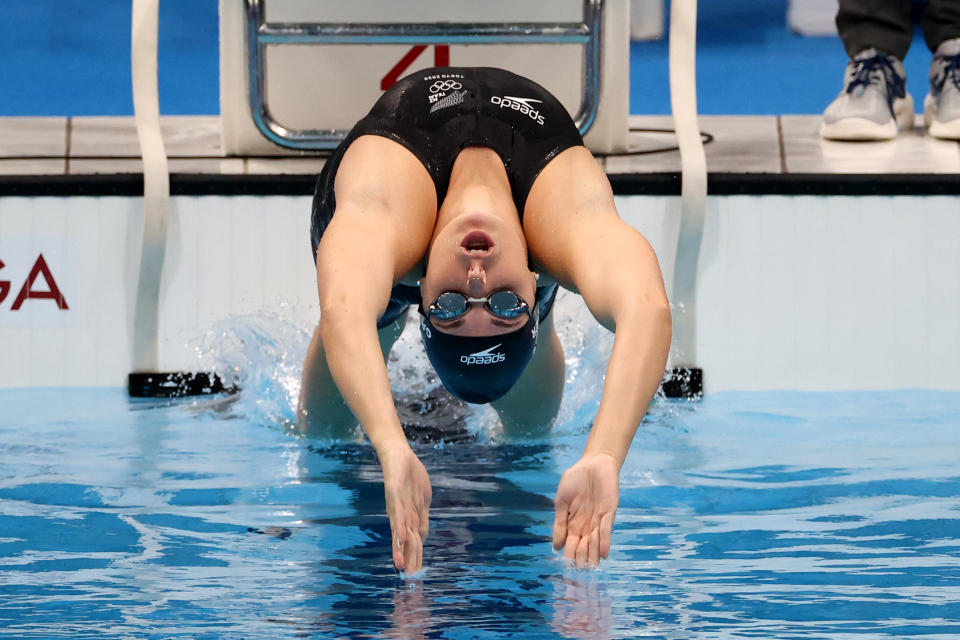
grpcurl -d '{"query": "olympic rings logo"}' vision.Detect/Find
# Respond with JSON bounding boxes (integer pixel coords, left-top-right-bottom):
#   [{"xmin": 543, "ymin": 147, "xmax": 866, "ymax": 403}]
[{"xmin": 430, "ymin": 80, "xmax": 462, "ymax": 93}]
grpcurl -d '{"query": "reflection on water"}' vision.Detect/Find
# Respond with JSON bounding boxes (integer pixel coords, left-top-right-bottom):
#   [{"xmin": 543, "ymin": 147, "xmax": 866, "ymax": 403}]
[
  {"xmin": 293, "ymin": 439, "xmax": 560, "ymax": 637},
  {"xmin": 387, "ymin": 582, "xmax": 433, "ymax": 640},
  {"xmin": 551, "ymin": 575, "xmax": 613, "ymax": 639}
]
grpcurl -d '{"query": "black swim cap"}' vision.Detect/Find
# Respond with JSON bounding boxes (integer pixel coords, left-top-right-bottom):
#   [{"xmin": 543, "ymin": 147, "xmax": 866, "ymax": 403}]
[{"xmin": 419, "ymin": 306, "xmax": 540, "ymax": 404}]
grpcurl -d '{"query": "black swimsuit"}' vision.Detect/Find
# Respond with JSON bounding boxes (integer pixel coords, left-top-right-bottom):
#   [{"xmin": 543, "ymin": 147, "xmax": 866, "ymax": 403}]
[{"xmin": 310, "ymin": 67, "xmax": 583, "ymax": 328}]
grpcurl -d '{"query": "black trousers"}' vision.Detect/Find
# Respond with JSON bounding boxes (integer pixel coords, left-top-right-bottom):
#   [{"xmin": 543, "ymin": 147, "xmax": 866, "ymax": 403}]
[{"xmin": 837, "ymin": 0, "xmax": 960, "ymax": 59}]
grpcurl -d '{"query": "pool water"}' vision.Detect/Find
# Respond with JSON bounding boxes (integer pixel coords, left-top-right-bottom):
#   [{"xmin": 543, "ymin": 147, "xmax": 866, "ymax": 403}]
[{"xmin": 1, "ymin": 315, "xmax": 959, "ymax": 638}]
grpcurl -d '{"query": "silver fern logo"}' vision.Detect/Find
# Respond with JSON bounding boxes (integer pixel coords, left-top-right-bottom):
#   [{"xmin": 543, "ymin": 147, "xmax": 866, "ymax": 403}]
[{"xmin": 430, "ymin": 89, "xmax": 468, "ymax": 113}]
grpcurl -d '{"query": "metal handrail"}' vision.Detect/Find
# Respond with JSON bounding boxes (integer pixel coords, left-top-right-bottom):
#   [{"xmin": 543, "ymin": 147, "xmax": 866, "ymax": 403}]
[{"xmin": 245, "ymin": 0, "xmax": 604, "ymax": 150}]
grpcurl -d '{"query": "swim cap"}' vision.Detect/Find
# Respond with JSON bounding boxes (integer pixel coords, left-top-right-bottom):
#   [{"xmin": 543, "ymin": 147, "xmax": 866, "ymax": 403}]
[{"xmin": 419, "ymin": 306, "xmax": 540, "ymax": 404}]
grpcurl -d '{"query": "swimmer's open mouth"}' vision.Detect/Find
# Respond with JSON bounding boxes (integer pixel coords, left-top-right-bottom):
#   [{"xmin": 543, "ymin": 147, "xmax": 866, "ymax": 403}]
[{"xmin": 461, "ymin": 230, "xmax": 494, "ymax": 254}]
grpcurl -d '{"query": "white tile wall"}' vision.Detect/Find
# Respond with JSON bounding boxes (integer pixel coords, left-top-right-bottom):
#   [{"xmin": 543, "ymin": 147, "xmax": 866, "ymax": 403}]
[
  {"xmin": 694, "ymin": 196, "xmax": 960, "ymax": 391},
  {"xmin": 2, "ymin": 194, "xmax": 959, "ymax": 391},
  {"xmin": 156, "ymin": 196, "xmax": 320, "ymax": 372},
  {"xmin": 0, "ymin": 197, "xmax": 135, "ymax": 387}
]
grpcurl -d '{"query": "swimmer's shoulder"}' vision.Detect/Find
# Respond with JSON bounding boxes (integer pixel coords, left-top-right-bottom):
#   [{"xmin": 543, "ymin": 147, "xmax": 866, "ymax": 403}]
[
  {"xmin": 333, "ymin": 135, "xmax": 438, "ymax": 227},
  {"xmin": 336, "ymin": 135, "xmax": 435, "ymax": 206},
  {"xmin": 325, "ymin": 136, "xmax": 437, "ymax": 281}
]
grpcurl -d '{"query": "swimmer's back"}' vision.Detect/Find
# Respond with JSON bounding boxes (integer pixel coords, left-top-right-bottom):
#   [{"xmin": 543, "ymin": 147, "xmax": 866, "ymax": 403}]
[
  {"xmin": 311, "ymin": 67, "xmax": 583, "ymax": 255},
  {"xmin": 359, "ymin": 66, "xmax": 583, "ymax": 211}
]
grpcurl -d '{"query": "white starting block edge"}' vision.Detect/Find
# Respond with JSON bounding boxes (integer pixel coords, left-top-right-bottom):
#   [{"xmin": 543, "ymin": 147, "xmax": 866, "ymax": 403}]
[
  {"xmin": 1, "ymin": 191, "xmax": 958, "ymax": 393},
  {"xmin": 219, "ymin": 0, "xmax": 630, "ymax": 155}
]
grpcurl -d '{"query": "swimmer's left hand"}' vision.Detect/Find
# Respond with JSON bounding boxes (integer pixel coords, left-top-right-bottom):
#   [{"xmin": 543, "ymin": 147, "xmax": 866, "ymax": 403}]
[{"xmin": 552, "ymin": 452, "xmax": 620, "ymax": 569}]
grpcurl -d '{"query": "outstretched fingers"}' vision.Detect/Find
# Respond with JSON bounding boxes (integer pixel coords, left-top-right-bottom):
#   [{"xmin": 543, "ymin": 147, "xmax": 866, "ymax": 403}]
[
  {"xmin": 588, "ymin": 523, "xmax": 601, "ymax": 567},
  {"xmin": 406, "ymin": 507, "xmax": 425, "ymax": 573},
  {"xmin": 561, "ymin": 508, "xmax": 611, "ymax": 569},
  {"xmin": 418, "ymin": 502, "xmax": 430, "ymax": 542},
  {"xmin": 391, "ymin": 514, "xmax": 407, "ymax": 572},
  {"xmin": 382, "ymin": 449, "xmax": 432, "ymax": 574},
  {"xmin": 392, "ymin": 525, "xmax": 424, "ymax": 574},
  {"xmin": 599, "ymin": 511, "xmax": 614, "ymax": 559},
  {"xmin": 563, "ymin": 531, "xmax": 581, "ymax": 566},
  {"xmin": 553, "ymin": 494, "xmax": 570, "ymax": 551},
  {"xmin": 408, "ymin": 523, "xmax": 424, "ymax": 573}
]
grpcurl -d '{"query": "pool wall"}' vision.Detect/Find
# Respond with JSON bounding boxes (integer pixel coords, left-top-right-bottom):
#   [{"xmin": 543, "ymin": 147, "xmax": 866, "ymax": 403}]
[{"xmin": 0, "ymin": 193, "xmax": 957, "ymax": 391}]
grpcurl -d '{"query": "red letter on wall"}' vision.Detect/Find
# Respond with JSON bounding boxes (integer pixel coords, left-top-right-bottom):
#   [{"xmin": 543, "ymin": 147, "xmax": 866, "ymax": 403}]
[
  {"xmin": 0, "ymin": 259, "xmax": 9, "ymax": 305},
  {"xmin": 11, "ymin": 253, "xmax": 69, "ymax": 310}
]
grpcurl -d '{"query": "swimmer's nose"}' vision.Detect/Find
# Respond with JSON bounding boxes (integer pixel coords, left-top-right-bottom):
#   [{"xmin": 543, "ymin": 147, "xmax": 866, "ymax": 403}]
[{"xmin": 468, "ymin": 262, "xmax": 486, "ymax": 294}]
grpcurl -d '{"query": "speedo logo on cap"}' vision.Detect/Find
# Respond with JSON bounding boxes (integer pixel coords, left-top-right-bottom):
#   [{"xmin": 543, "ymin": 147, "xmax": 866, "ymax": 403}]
[
  {"xmin": 490, "ymin": 96, "xmax": 545, "ymax": 125},
  {"xmin": 461, "ymin": 344, "xmax": 506, "ymax": 365}
]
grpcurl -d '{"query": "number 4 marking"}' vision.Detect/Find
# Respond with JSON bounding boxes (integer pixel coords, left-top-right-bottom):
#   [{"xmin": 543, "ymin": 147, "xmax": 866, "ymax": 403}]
[{"xmin": 380, "ymin": 45, "xmax": 450, "ymax": 90}]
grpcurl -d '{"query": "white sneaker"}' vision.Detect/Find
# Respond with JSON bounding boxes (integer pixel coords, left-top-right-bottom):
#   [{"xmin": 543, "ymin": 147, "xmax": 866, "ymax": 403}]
[
  {"xmin": 924, "ymin": 37, "xmax": 960, "ymax": 140},
  {"xmin": 821, "ymin": 49, "xmax": 914, "ymax": 141}
]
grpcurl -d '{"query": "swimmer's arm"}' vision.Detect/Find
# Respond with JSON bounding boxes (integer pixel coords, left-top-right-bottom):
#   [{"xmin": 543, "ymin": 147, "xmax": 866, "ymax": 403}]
[
  {"xmin": 313, "ymin": 208, "xmax": 435, "ymax": 573},
  {"xmin": 527, "ymin": 148, "xmax": 672, "ymax": 465},
  {"xmin": 570, "ymin": 205, "xmax": 671, "ymax": 463},
  {"xmin": 309, "ymin": 134, "xmax": 436, "ymax": 452},
  {"xmin": 574, "ymin": 228, "xmax": 672, "ymax": 465},
  {"xmin": 300, "ymin": 317, "xmax": 406, "ymax": 438},
  {"xmin": 527, "ymin": 148, "xmax": 670, "ymax": 567},
  {"xmin": 308, "ymin": 136, "xmax": 438, "ymax": 573},
  {"xmin": 549, "ymin": 233, "xmax": 671, "ymax": 565},
  {"xmin": 313, "ymin": 208, "xmax": 409, "ymax": 452}
]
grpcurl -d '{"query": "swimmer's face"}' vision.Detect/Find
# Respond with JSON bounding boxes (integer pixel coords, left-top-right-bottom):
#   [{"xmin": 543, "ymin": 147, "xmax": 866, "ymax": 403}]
[{"xmin": 421, "ymin": 211, "xmax": 537, "ymax": 337}]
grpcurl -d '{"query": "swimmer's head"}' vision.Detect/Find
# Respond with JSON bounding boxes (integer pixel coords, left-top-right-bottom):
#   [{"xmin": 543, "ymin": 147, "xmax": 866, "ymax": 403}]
[
  {"xmin": 419, "ymin": 303, "xmax": 539, "ymax": 404},
  {"xmin": 418, "ymin": 210, "xmax": 539, "ymax": 403}
]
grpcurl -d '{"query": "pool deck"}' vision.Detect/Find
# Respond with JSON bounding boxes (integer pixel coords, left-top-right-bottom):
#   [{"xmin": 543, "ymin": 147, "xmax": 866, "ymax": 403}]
[{"xmin": 1, "ymin": 115, "xmax": 959, "ymax": 195}]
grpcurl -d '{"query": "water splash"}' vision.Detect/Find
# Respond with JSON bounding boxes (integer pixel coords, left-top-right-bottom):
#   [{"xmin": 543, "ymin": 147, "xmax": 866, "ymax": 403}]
[
  {"xmin": 190, "ymin": 309, "xmax": 311, "ymax": 428},
  {"xmin": 182, "ymin": 291, "xmax": 616, "ymax": 442},
  {"xmin": 551, "ymin": 292, "xmax": 614, "ymax": 437}
]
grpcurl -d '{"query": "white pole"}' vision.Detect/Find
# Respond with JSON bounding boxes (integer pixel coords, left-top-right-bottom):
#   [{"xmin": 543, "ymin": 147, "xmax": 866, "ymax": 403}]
[
  {"xmin": 130, "ymin": 0, "xmax": 170, "ymax": 374},
  {"xmin": 668, "ymin": 0, "xmax": 706, "ymax": 369}
]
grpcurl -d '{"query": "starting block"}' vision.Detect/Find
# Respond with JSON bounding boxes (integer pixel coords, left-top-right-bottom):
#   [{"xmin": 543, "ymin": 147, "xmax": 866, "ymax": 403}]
[{"xmin": 219, "ymin": 0, "xmax": 630, "ymax": 154}]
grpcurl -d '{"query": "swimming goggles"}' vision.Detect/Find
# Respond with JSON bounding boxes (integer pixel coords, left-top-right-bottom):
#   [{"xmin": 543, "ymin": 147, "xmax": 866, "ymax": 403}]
[{"xmin": 424, "ymin": 290, "xmax": 530, "ymax": 322}]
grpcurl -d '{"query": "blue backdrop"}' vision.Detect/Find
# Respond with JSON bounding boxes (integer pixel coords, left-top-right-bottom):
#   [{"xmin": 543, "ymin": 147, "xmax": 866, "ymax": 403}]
[{"xmin": 0, "ymin": 0, "xmax": 938, "ymax": 117}]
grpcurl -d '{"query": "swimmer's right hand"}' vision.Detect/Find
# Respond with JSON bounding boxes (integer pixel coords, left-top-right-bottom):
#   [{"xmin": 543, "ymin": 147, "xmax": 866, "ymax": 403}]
[{"xmin": 380, "ymin": 445, "xmax": 432, "ymax": 574}]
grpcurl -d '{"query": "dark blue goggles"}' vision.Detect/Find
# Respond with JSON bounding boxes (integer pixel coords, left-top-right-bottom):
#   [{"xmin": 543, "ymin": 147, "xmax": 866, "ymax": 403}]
[{"xmin": 424, "ymin": 290, "xmax": 530, "ymax": 322}]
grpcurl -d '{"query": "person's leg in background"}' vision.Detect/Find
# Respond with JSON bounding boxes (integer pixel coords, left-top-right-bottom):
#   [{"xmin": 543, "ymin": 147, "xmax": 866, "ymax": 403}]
[
  {"xmin": 920, "ymin": 0, "xmax": 960, "ymax": 54},
  {"xmin": 921, "ymin": 0, "xmax": 960, "ymax": 138},
  {"xmin": 821, "ymin": 0, "xmax": 915, "ymax": 140},
  {"xmin": 836, "ymin": 0, "xmax": 914, "ymax": 60}
]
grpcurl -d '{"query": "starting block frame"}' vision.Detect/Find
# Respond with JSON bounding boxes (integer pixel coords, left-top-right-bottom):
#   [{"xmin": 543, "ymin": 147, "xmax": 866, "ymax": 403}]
[{"xmin": 243, "ymin": 0, "xmax": 606, "ymax": 150}]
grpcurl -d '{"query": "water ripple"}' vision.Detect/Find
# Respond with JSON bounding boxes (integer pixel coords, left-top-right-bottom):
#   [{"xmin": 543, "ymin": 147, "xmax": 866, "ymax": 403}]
[{"xmin": 1, "ymin": 381, "xmax": 958, "ymax": 638}]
